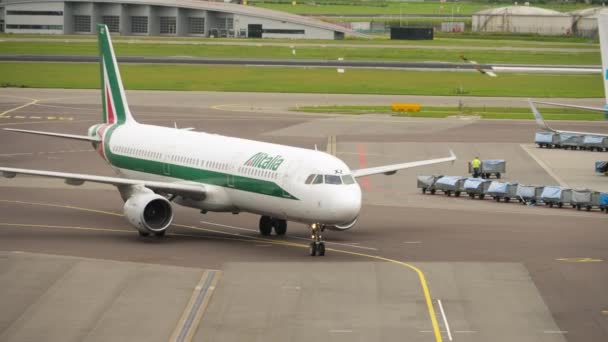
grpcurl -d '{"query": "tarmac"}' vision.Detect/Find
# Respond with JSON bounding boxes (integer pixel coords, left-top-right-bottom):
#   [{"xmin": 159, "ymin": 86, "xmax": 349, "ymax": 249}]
[{"xmin": 0, "ymin": 89, "xmax": 607, "ymax": 342}]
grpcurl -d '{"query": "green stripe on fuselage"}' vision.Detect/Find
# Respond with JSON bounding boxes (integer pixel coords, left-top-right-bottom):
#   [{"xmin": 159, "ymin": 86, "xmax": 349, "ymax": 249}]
[{"xmin": 102, "ymin": 127, "xmax": 298, "ymax": 200}]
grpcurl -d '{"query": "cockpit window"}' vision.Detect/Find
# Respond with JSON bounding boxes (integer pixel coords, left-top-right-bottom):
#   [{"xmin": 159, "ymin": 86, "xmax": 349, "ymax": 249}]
[
  {"xmin": 342, "ymin": 175, "xmax": 355, "ymax": 184},
  {"xmin": 312, "ymin": 174, "xmax": 324, "ymax": 184},
  {"xmin": 324, "ymin": 175, "xmax": 342, "ymax": 185},
  {"xmin": 305, "ymin": 174, "xmax": 316, "ymax": 184}
]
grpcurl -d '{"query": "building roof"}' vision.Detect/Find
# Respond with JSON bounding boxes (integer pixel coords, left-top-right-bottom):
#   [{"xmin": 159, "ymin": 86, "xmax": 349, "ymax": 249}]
[
  {"xmin": 474, "ymin": 5, "xmax": 568, "ymax": 16},
  {"xmin": 1, "ymin": 0, "xmax": 366, "ymax": 37},
  {"xmin": 570, "ymin": 7, "xmax": 608, "ymax": 18}
]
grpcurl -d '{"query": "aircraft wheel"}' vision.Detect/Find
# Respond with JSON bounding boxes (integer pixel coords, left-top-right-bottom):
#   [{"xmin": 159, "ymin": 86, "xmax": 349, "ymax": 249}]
[
  {"xmin": 317, "ymin": 242, "xmax": 326, "ymax": 256},
  {"xmin": 259, "ymin": 216, "xmax": 272, "ymax": 236},
  {"xmin": 309, "ymin": 242, "xmax": 317, "ymax": 256},
  {"xmin": 274, "ymin": 219, "xmax": 287, "ymax": 236}
]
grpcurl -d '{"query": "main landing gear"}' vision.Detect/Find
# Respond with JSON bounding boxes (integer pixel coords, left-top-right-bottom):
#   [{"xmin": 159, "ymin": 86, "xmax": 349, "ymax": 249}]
[
  {"xmin": 259, "ymin": 216, "xmax": 287, "ymax": 236},
  {"xmin": 309, "ymin": 223, "xmax": 325, "ymax": 257}
]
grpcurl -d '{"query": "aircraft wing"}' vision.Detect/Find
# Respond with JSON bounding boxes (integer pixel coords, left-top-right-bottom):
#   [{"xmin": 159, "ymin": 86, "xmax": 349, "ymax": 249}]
[
  {"xmin": 529, "ymin": 99, "xmax": 608, "ymax": 137},
  {"xmin": 352, "ymin": 150, "xmax": 456, "ymax": 178},
  {"xmin": 0, "ymin": 167, "xmax": 206, "ymax": 200}
]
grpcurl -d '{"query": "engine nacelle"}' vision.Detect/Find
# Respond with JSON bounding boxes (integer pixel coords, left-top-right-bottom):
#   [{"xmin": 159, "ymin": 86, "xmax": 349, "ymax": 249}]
[{"xmin": 124, "ymin": 193, "xmax": 174, "ymax": 235}]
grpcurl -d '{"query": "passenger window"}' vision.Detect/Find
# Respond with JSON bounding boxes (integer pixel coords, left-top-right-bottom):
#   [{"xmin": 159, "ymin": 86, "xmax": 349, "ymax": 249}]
[
  {"xmin": 342, "ymin": 175, "xmax": 355, "ymax": 184},
  {"xmin": 325, "ymin": 175, "xmax": 342, "ymax": 185},
  {"xmin": 312, "ymin": 174, "xmax": 324, "ymax": 184},
  {"xmin": 305, "ymin": 174, "xmax": 316, "ymax": 184}
]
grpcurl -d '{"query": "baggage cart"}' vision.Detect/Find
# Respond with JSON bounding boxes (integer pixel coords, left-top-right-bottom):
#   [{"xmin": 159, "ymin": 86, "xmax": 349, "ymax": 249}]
[
  {"xmin": 468, "ymin": 159, "xmax": 506, "ymax": 179},
  {"xmin": 516, "ymin": 185, "xmax": 544, "ymax": 204},
  {"xmin": 595, "ymin": 161, "xmax": 608, "ymax": 174},
  {"xmin": 571, "ymin": 189, "xmax": 601, "ymax": 211},
  {"xmin": 582, "ymin": 135, "xmax": 608, "ymax": 152},
  {"xmin": 464, "ymin": 178, "xmax": 492, "ymax": 199},
  {"xmin": 540, "ymin": 186, "xmax": 572, "ymax": 208},
  {"xmin": 417, "ymin": 175, "xmax": 442, "ymax": 194},
  {"xmin": 558, "ymin": 133, "xmax": 583, "ymax": 150},
  {"xmin": 434, "ymin": 176, "xmax": 466, "ymax": 197},
  {"xmin": 600, "ymin": 193, "xmax": 608, "ymax": 213},
  {"xmin": 486, "ymin": 181, "xmax": 518, "ymax": 202},
  {"xmin": 535, "ymin": 132, "xmax": 558, "ymax": 148}
]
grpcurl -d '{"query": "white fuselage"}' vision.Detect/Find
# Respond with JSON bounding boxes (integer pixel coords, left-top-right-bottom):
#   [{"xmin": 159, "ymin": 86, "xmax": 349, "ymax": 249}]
[{"xmin": 98, "ymin": 123, "xmax": 362, "ymax": 227}]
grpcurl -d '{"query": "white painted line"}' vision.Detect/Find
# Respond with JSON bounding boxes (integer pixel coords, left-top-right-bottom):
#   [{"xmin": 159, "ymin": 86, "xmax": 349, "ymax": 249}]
[
  {"xmin": 520, "ymin": 144, "xmax": 568, "ymax": 187},
  {"xmin": 404, "ymin": 241, "xmax": 422, "ymax": 244},
  {"xmin": 199, "ymin": 220, "xmax": 378, "ymax": 251},
  {"xmin": 0, "ymin": 152, "xmax": 34, "ymax": 157},
  {"xmin": 0, "ymin": 98, "xmax": 38, "ymax": 117},
  {"xmin": 543, "ymin": 330, "xmax": 568, "ymax": 334},
  {"xmin": 281, "ymin": 286, "xmax": 301, "ymax": 290},
  {"xmin": 437, "ymin": 299, "xmax": 453, "ymax": 341}
]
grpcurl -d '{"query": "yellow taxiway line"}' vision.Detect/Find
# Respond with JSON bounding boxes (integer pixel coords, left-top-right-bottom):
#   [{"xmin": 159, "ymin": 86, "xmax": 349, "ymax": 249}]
[{"xmin": 0, "ymin": 199, "xmax": 443, "ymax": 342}]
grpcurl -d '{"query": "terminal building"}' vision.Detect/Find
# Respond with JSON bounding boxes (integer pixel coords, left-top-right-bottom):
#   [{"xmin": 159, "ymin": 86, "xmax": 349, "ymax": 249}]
[{"xmin": 0, "ymin": 0, "xmax": 360, "ymax": 39}]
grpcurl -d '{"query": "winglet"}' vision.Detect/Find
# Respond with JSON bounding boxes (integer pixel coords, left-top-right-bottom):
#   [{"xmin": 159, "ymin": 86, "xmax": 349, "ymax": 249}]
[
  {"xmin": 528, "ymin": 99, "xmax": 554, "ymax": 132},
  {"xmin": 449, "ymin": 149, "xmax": 457, "ymax": 165}
]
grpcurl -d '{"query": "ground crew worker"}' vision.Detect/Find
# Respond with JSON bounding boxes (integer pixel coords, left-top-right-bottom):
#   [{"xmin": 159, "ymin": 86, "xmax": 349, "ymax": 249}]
[{"xmin": 471, "ymin": 156, "xmax": 481, "ymax": 178}]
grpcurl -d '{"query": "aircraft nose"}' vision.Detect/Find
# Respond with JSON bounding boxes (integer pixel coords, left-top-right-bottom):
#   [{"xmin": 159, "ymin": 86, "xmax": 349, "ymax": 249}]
[{"xmin": 332, "ymin": 186, "xmax": 362, "ymax": 223}]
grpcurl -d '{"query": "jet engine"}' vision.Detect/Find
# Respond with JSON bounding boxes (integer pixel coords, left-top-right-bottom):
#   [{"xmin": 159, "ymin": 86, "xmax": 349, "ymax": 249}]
[{"xmin": 124, "ymin": 193, "xmax": 174, "ymax": 236}]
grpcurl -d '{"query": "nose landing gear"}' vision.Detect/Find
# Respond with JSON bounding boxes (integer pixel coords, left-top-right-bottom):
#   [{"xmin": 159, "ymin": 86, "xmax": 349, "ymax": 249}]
[{"xmin": 309, "ymin": 223, "xmax": 326, "ymax": 256}]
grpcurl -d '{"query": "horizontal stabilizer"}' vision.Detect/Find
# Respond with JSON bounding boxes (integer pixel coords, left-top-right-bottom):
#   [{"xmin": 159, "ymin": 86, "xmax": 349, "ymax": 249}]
[{"xmin": 4, "ymin": 128, "xmax": 100, "ymax": 142}]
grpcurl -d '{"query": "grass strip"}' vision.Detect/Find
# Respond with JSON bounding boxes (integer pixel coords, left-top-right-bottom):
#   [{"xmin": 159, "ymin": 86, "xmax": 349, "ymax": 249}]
[
  {"xmin": 0, "ymin": 41, "xmax": 600, "ymax": 65},
  {"xmin": 0, "ymin": 33, "xmax": 597, "ymax": 47},
  {"xmin": 0, "ymin": 62, "xmax": 602, "ymax": 97},
  {"xmin": 293, "ymin": 105, "xmax": 606, "ymax": 120}
]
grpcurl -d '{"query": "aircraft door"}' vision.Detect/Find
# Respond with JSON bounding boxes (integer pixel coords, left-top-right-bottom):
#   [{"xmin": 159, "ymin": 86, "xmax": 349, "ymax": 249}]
[
  {"xmin": 162, "ymin": 147, "xmax": 175, "ymax": 176},
  {"xmin": 162, "ymin": 157, "xmax": 171, "ymax": 176}
]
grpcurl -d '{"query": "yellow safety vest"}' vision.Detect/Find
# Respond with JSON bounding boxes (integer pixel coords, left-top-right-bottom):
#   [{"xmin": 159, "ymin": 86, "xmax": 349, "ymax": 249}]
[{"xmin": 472, "ymin": 159, "xmax": 481, "ymax": 168}]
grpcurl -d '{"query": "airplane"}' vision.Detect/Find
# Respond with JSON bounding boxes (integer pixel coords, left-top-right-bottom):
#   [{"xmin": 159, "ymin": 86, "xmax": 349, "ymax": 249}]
[
  {"xmin": 0, "ymin": 24, "xmax": 455, "ymax": 256},
  {"xmin": 529, "ymin": 12, "xmax": 608, "ymax": 137}
]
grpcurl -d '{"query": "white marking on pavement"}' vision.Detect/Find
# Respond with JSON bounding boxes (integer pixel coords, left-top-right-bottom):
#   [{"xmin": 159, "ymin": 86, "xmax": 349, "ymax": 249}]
[
  {"xmin": 437, "ymin": 299, "xmax": 453, "ymax": 341},
  {"xmin": 520, "ymin": 144, "xmax": 568, "ymax": 187},
  {"xmin": 200, "ymin": 220, "xmax": 378, "ymax": 251},
  {"xmin": 404, "ymin": 241, "xmax": 422, "ymax": 244},
  {"xmin": 543, "ymin": 330, "xmax": 568, "ymax": 334},
  {"xmin": 0, "ymin": 98, "xmax": 38, "ymax": 117}
]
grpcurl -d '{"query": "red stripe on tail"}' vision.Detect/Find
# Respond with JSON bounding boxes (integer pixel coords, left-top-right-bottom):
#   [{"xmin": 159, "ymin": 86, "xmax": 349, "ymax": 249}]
[{"xmin": 105, "ymin": 84, "xmax": 115, "ymax": 124}]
